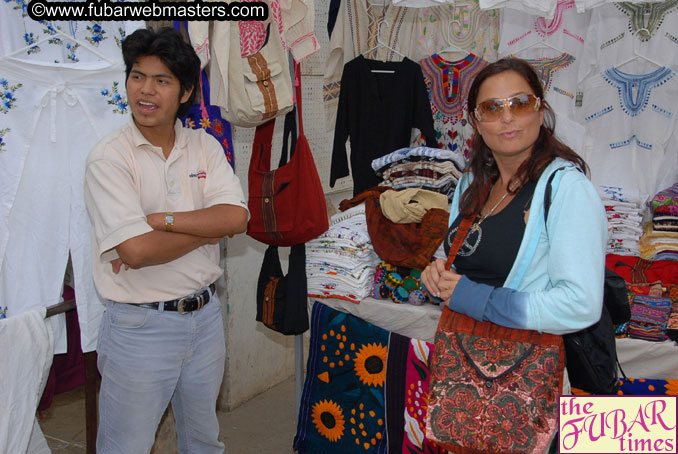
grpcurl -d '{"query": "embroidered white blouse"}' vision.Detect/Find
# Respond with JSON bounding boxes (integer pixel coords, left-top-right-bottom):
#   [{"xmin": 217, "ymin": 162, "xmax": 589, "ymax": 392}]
[
  {"xmin": 0, "ymin": 0, "xmax": 143, "ymax": 67},
  {"xmin": 509, "ymin": 49, "xmax": 580, "ymax": 120},
  {"xmin": 479, "ymin": 0, "xmax": 556, "ymax": 18},
  {"xmin": 579, "ymin": 65, "xmax": 678, "ymax": 198},
  {"xmin": 408, "ymin": 0, "xmax": 499, "ymax": 63},
  {"xmin": 411, "ymin": 53, "xmax": 487, "ymax": 158},
  {"xmin": 498, "ymin": 0, "xmax": 590, "ymax": 60},
  {"xmin": 578, "ymin": 1, "xmax": 678, "ymax": 82}
]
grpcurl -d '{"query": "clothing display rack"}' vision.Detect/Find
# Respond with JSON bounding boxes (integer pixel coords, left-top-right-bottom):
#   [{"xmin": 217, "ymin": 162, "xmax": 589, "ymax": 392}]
[{"xmin": 44, "ymin": 299, "xmax": 97, "ymax": 454}]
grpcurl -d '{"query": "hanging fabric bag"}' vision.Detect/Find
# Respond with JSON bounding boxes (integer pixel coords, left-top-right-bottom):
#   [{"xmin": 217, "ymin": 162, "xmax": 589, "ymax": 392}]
[
  {"xmin": 224, "ymin": 7, "xmax": 294, "ymax": 127},
  {"xmin": 181, "ymin": 70, "xmax": 235, "ymax": 169},
  {"xmin": 174, "ymin": 20, "xmax": 235, "ymax": 168},
  {"xmin": 256, "ymin": 243, "xmax": 309, "ymax": 335},
  {"xmin": 425, "ymin": 217, "xmax": 565, "ymax": 453},
  {"xmin": 247, "ymin": 65, "xmax": 328, "ymax": 246}
]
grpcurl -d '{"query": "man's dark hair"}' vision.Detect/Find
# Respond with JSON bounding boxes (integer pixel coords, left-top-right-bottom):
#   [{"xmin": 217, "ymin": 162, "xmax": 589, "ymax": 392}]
[{"xmin": 122, "ymin": 27, "xmax": 200, "ymax": 119}]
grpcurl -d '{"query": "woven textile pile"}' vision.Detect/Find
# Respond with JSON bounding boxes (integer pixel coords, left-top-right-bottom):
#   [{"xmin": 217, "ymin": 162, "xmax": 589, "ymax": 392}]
[
  {"xmin": 597, "ymin": 185, "xmax": 647, "ymax": 256},
  {"xmin": 623, "ymin": 294, "xmax": 672, "ymax": 342},
  {"xmin": 306, "ymin": 204, "xmax": 380, "ymax": 303},
  {"xmin": 640, "ymin": 183, "xmax": 678, "ymax": 261},
  {"xmin": 371, "ymin": 147, "xmax": 466, "ymax": 201}
]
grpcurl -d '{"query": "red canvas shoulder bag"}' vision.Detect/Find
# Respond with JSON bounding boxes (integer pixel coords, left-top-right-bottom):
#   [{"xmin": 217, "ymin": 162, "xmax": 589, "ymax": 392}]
[{"xmin": 247, "ymin": 66, "xmax": 328, "ymax": 246}]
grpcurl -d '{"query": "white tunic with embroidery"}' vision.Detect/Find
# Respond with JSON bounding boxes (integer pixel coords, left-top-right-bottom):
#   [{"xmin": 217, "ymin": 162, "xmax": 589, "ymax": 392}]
[
  {"xmin": 479, "ymin": 0, "xmax": 556, "ymax": 18},
  {"xmin": 408, "ymin": 0, "xmax": 499, "ymax": 63},
  {"xmin": 578, "ymin": 1, "xmax": 678, "ymax": 82},
  {"xmin": 0, "ymin": 0, "xmax": 141, "ymax": 67},
  {"xmin": 509, "ymin": 50, "xmax": 579, "ymax": 120},
  {"xmin": 498, "ymin": 0, "xmax": 590, "ymax": 60},
  {"xmin": 574, "ymin": 0, "xmax": 670, "ymax": 14},
  {"xmin": 411, "ymin": 53, "xmax": 487, "ymax": 159},
  {"xmin": 579, "ymin": 65, "xmax": 678, "ymax": 199},
  {"xmin": 0, "ymin": 3, "xmax": 143, "ymax": 352}
]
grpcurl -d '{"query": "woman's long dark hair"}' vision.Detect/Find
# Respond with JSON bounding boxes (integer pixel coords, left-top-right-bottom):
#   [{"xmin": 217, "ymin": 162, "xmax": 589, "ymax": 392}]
[{"xmin": 460, "ymin": 57, "xmax": 588, "ymax": 218}]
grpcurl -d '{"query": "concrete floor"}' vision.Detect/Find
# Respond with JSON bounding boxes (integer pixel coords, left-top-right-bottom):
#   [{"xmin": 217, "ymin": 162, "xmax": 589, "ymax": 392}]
[{"xmin": 38, "ymin": 376, "xmax": 297, "ymax": 453}]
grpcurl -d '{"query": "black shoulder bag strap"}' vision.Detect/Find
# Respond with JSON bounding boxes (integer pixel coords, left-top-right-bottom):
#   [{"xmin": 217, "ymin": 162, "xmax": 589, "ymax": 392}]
[
  {"xmin": 542, "ymin": 166, "xmax": 567, "ymax": 225},
  {"xmin": 543, "ymin": 165, "xmax": 628, "ymax": 386}
]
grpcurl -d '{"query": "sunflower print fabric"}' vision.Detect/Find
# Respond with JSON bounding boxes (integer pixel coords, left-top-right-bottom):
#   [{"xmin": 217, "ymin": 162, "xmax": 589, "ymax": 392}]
[
  {"xmin": 618, "ymin": 378, "xmax": 678, "ymax": 396},
  {"xmin": 294, "ymin": 301, "xmax": 389, "ymax": 453}
]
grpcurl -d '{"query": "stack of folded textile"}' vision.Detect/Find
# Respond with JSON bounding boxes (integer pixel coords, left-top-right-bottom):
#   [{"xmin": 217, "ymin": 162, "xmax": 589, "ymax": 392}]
[
  {"xmin": 597, "ymin": 185, "xmax": 648, "ymax": 256},
  {"xmin": 667, "ymin": 302, "xmax": 678, "ymax": 342},
  {"xmin": 306, "ymin": 204, "xmax": 380, "ymax": 303},
  {"xmin": 639, "ymin": 183, "xmax": 678, "ymax": 261},
  {"xmin": 626, "ymin": 294, "xmax": 672, "ymax": 342},
  {"xmin": 371, "ymin": 147, "xmax": 466, "ymax": 201}
]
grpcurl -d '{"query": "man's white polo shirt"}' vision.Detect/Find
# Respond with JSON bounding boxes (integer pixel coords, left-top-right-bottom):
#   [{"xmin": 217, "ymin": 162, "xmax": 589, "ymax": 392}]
[{"xmin": 85, "ymin": 119, "xmax": 248, "ymax": 303}]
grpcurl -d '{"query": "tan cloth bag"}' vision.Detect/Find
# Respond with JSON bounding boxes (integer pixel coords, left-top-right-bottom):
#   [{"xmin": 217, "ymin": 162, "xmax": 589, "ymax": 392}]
[{"xmin": 224, "ymin": 10, "xmax": 294, "ymax": 127}]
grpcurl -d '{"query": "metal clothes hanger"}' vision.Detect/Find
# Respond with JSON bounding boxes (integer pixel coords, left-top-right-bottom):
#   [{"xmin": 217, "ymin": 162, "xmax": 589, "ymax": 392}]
[
  {"xmin": 511, "ymin": 39, "xmax": 566, "ymax": 58},
  {"xmin": 614, "ymin": 50, "xmax": 663, "ymax": 73},
  {"xmin": 3, "ymin": 29, "xmax": 115, "ymax": 64},
  {"xmin": 436, "ymin": 19, "xmax": 469, "ymax": 60},
  {"xmin": 508, "ymin": 22, "xmax": 567, "ymax": 59},
  {"xmin": 503, "ymin": 10, "xmax": 567, "ymax": 59},
  {"xmin": 363, "ymin": 0, "xmax": 405, "ymax": 66}
]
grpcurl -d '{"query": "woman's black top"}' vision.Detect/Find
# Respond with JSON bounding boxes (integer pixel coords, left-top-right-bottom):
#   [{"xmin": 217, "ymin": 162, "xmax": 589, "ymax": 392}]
[{"xmin": 443, "ymin": 181, "xmax": 537, "ymax": 287}]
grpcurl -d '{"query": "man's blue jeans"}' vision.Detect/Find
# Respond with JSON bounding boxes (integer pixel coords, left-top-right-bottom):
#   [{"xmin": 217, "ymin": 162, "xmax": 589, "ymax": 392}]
[{"xmin": 96, "ymin": 288, "xmax": 226, "ymax": 454}]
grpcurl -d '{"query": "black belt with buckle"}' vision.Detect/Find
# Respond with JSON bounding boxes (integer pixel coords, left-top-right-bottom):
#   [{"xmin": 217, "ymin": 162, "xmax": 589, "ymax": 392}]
[{"xmin": 134, "ymin": 283, "xmax": 216, "ymax": 314}]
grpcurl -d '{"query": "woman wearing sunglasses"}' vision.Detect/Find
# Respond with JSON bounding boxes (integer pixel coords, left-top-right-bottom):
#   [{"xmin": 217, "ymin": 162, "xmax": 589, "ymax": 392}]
[{"xmin": 422, "ymin": 57, "xmax": 607, "ymax": 338}]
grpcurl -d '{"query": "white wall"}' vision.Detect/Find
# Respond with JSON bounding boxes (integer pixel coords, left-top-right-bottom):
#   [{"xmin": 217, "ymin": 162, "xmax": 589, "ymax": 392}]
[
  {"xmin": 217, "ymin": 3, "xmax": 358, "ymax": 410},
  {"xmin": 219, "ymin": 234, "xmax": 296, "ymax": 410}
]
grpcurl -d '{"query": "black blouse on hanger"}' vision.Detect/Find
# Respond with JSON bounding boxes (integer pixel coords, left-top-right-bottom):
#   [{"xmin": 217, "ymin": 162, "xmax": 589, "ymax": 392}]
[{"xmin": 330, "ymin": 56, "xmax": 438, "ymax": 196}]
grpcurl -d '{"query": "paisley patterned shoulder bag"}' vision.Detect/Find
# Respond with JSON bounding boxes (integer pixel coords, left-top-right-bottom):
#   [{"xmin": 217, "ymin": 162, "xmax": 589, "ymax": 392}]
[{"xmin": 425, "ymin": 216, "xmax": 565, "ymax": 453}]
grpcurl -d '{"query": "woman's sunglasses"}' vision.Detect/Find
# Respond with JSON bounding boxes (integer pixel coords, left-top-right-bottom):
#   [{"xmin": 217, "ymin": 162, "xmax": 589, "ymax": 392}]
[{"xmin": 473, "ymin": 93, "xmax": 541, "ymax": 122}]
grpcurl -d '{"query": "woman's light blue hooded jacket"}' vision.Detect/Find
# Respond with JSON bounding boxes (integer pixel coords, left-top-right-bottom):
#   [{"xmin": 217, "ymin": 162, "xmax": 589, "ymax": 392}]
[{"xmin": 447, "ymin": 157, "xmax": 608, "ymax": 335}]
